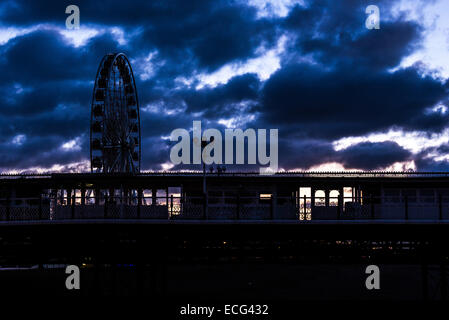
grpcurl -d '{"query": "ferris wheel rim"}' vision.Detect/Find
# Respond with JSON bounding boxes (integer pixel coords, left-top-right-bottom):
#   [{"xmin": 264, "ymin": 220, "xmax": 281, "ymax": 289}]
[{"xmin": 90, "ymin": 53, "xmax": 141, "ymax": 174}]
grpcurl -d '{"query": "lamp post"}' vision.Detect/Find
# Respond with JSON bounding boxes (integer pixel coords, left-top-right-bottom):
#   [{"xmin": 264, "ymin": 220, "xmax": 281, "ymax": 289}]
[
  {"xmin": 201, "ymin": 136, "xmax": 214, "ymax": 219},
  {"xmin": 201, "ymin": 141, "xmax": 207, "ymax": 195}
]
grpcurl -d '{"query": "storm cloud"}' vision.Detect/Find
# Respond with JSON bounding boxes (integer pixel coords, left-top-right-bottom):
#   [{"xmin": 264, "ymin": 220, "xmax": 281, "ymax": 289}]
[{"xmin": 0, "ymin": 0, "xmax": 448, "ymax": 172}]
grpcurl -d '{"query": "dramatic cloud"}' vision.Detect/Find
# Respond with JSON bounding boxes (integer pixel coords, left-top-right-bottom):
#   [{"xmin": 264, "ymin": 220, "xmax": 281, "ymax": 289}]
[
  {"xmin": 261, "ymin": 64, "xmax": 448, "ymax": 139},
  {"xmin": 0, "ymin": 0, "xmax": 448, "ymax": 172}
]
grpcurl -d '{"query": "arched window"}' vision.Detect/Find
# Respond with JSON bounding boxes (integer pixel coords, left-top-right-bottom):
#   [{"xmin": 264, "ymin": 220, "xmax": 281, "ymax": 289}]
[
  {"xmin": 329, "ymin": 190, "xmax": 340, "ymax": 206},
  {"xmin": 314, "ymin": 190, "xmax": 325, "ymax": 206}
]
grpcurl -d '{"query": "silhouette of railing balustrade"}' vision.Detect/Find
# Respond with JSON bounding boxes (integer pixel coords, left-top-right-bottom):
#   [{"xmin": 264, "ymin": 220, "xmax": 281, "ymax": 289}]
[{"xmin": 1, "ymin": 195, "xmax": 449, "ymax": 221}]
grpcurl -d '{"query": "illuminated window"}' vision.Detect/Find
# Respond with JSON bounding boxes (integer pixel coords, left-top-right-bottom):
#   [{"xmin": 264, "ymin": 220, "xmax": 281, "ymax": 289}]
[
  {"xmin": 329, "ymin": 190, "xmax": 339, "ymax": 206},
  {"xmin": 314, "ymin": 190, "xmax": 325, "ymax": 206},
  {"xmin": 299, "ymin": 187, "xmax": 311, "ymax": 220}
]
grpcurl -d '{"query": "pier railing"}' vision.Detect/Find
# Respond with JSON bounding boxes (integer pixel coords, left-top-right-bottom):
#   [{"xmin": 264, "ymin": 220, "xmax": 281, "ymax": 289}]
[{"xmin": 1, "ymin": 194, "xmax": 449, "ymax": 221}]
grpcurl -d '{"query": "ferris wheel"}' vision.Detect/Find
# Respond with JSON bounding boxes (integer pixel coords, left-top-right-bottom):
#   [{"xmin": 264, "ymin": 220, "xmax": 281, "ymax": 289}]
[{"xmin": 90, "ymin": 53, "xmax": 141, "ymax": 173}]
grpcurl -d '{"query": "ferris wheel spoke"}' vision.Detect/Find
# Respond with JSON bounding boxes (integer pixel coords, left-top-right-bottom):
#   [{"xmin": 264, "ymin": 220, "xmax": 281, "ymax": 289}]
[
  {"xmin": 110, "ymin": 151, "xmax": 122, "ymax": 172},
  {"xmin": 125, "ymin": 125, "xmax": 133, "ymax": 141},
  {"xmin": 126, "ymin": 149, "xmax": 135, "ymax": 172}
]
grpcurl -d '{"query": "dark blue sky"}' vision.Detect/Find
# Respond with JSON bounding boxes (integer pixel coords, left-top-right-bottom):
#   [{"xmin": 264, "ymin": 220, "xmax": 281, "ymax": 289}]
[{"xmin": 0, "ymin": 0, "xmax": 448, "ymax": 172}]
